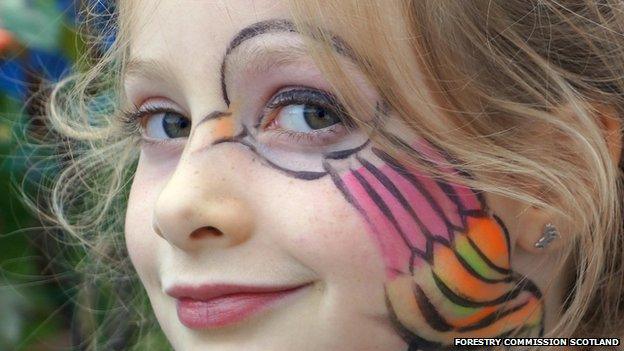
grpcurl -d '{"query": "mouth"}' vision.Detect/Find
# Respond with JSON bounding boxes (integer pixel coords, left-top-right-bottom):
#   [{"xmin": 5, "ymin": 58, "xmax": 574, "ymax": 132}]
[{"xmin": 166, "ymin": 282, "xmax": 313, "ymax": 329}]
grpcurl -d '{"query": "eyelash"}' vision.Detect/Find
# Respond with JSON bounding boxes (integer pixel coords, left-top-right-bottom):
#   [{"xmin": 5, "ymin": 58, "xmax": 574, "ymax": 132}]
[
  {"xmin": 259, "ymin": 87, "xmax": 353, "ymax": 144},
  {"xmin": 120, "ymin": 105, "xmax": 185, "ymax": 141},
  {"xmin": 121, "ymin": 87, "xmax": 354, "ymax": 144}
]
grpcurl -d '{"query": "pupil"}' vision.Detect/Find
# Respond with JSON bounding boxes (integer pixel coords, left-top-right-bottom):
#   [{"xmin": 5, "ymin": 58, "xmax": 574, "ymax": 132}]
[
  {"xmin": 162, "ymin": 113, "xmax": 190, "ymax": 138},
  {"xmin": 303, "ymin": 105, "xmax": 340, "ymax": 130}
]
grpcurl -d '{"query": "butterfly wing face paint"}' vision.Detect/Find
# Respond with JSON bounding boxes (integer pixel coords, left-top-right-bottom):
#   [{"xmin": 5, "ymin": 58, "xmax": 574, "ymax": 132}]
[
  {"xmin": 323, "ymin": 136, "xmax": 544, "ymax": 349},
  {"xmin": 213, "ymin": 123, "xmax": 371, "ymax": 180},
  {"xmin": 211, "ymin": 116, "xmax": 544, "ymax": 349},
  {"xmin": 209, "ymin": 19, "xmax": 543, "ymax": 349}
]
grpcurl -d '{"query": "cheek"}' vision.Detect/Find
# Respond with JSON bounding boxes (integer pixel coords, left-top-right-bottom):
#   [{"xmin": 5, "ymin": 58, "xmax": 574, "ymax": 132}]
[
  {"xmin": 125, "ymin": 155, "xmax": 172, "ymax": 287},
  {"xmin": 257, "ymin": 176, "xmax": 386, "ymax": 282},
  {"xmin": 326, "ymin": 135, "xmax": 545, "ymax": 346},
  {"xmin": 290, "ymin": 186, "xmax": 384, "ymax": 279},
  {"xmin": 253, "ymin": 176, "xmax": 391, "ymax": 321}
]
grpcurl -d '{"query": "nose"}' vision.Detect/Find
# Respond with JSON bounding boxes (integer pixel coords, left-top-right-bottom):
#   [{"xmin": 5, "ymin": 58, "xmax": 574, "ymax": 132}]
[{"xmin": 152, "ymin": 125, "xmax": 254, "ymax": 251}]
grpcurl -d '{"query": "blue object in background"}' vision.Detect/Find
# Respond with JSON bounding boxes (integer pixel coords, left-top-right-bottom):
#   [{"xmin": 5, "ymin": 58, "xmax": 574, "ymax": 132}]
[
  {"xmin": 56, "ymin": 0, "xmax": 78, "ymax": 24},
  {"xmin": 0, "ymin": 0, "xmax": 70, "ymax": 98},
  {"xmin": 0, "ymin": 50, "xmax": 71, "ymax": 99},
  {"xmin": 89, "ymin": 0, "xmax": 117, "ymax": 51},
  {"xmin": 0, "ymin": 59, "xmax": 26, "ymax": 99},
  {"xmin": 27, "ymin": 49, "xmax": 71, "ymax": 82},
  {"xmin": 0, "ymin": 0, "xmax": 116, "ymax": 98}
]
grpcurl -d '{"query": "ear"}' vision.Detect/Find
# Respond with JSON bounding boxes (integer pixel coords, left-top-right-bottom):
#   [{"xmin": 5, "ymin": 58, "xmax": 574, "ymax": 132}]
[
  {"xmin": 516, "ymin": 103, "xmax": 622, "ymax": 254},
  {"xmin": 515, "ymin": 206, "xmax": 567, "ymax": 253}
]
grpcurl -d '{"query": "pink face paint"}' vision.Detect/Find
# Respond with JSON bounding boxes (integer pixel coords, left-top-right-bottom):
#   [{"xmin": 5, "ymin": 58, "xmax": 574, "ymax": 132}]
[
  {"xmin": 324, "ymin": 137, "xmax": 543, "ymax": 349},
  {"xmin": 212, "ymin": 20, "xmax": 544, "ymax": 348},
  {"xmin": 355, "ymin": 166, "xmax": 429, "ymax": 253},
  {"xmin": 214, "ymin": 98, "xmax": 544, "ymax": 348},
  {"xmin": 340, "ymin": 170, "xmax": 412, "ymax": 277}
]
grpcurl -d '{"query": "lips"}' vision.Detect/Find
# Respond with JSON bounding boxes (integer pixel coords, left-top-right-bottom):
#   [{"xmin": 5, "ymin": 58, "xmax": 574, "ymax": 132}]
[{"xmin": 166, "ymin": 283, "xmax": 311, "ymax": 329}]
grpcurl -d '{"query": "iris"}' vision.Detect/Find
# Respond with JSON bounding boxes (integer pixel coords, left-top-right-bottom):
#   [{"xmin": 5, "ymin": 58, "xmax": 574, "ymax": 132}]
[
  {"xmin": 303, "ymin": 105, "xmax": 341, "ymax": 130},
  {"xmin": 162, "ymin": 112, "xmax": 191, "ymax": 138}
]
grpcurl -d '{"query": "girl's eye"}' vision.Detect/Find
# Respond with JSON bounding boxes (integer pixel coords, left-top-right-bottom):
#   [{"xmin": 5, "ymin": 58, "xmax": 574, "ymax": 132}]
[
  {"xmin": 144, "ymin": 111, "xmax": 191, "ymax": 139},
  {"xmin": 275, "ymin": 104, "xmax": 342, "ymax": 132},
  {"xmin": 263, "ymin": 87, "xmax": 352, "ymax": 143}
]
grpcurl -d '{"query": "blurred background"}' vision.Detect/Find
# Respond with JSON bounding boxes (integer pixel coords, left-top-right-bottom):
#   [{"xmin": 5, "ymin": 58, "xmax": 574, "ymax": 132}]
[{"xmin": 0, "ymin": 1, "xmax": 119, "ymax": 350}]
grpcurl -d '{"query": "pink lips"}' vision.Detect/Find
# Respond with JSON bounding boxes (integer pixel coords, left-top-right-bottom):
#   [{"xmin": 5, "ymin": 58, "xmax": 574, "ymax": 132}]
[{"xmin": 166, "ymin": 283, "xmax": 310, "ymax": 329}]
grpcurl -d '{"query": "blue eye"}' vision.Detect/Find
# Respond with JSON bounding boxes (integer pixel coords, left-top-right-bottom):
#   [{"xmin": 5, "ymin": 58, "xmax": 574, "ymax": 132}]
[
  {"xmin": 276, "ymin": 104, "xmax": 342, "ymax": 132},
  {"xmin": 144, "ymin": 111, "xmax": 191, "ymax": 139}
]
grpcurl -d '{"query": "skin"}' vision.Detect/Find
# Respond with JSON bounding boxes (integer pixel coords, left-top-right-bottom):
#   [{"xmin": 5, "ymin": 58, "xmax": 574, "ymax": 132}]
[{"xmin": 123, "ymin": 1, "xmax": 567, "ymax": 350}]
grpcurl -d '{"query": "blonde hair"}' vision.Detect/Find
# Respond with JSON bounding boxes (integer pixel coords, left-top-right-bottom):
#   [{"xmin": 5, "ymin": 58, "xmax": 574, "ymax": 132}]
[
  {"xmin": 38, "ymin": 0, "xmax": 624, "ymax": 348},
  {"xmin": 289, "ymin": 0, "xmax": 624, "ymax": 339}
]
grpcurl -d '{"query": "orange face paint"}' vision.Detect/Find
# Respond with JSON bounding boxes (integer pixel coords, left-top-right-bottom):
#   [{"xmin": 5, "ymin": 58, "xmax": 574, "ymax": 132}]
[
  {"xmin": 432, "ymin": 243, "xmax": 510, "ymax": 302},
  {"xmin": 196, "ymin": 92, "xmax": 544, "ymax": 347},
  {"xmin": 213, "ymin": 116, "xmax": 235, "ymax": 140},
  {"xmin": 466, "ymin": 216, "xmax": 510, "ymax": 270},
  {"xmin": 333, "ymin": 135, "xmax": 543, "ymax": 347}
]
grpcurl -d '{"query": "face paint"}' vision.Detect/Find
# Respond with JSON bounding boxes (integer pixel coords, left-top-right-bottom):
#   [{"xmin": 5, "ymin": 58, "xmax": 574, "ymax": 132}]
[
  {"xmin": 213, "ymin": 117, "xmax": 235, "ymax": 140},
  {"xmin": 202, "ymin": 112, "xmax": 543, "ymax": 349},
  {"xmin": 200, "ymin": 19, "xmax": 544, "ymax": 350},
  {"xmin": 325, "ymin": 139, "xmax": 544, "ymax": 349}
]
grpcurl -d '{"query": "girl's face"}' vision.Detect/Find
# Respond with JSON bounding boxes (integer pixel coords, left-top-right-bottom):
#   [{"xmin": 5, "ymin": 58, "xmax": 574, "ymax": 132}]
[{"xmin": 124, "ymin": 1, "xmax": 552, "ymax": 350}]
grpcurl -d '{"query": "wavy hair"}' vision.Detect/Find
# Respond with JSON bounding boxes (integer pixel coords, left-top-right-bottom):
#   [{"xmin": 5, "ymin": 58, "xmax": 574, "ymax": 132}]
[{"xmin": 37, "ymin": 0, "xmax": 624, "ymax": 349}]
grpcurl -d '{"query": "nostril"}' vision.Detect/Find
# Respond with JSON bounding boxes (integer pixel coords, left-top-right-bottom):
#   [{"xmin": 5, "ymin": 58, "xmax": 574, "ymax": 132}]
[{"xmin": 190, "ymin": 226, "xmax": 224, "ymax": 239}]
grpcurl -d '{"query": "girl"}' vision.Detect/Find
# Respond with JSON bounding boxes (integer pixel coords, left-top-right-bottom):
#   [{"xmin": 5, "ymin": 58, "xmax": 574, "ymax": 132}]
[{"xmin": 43, "ymin": 0, "xmax": 624, "ymax": 350}]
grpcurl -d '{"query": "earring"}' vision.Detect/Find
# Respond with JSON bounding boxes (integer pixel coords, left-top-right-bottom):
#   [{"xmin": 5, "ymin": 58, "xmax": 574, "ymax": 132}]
[{"xmin": 534, "ymin": 223, "xmax": 559, "ymax": 249}]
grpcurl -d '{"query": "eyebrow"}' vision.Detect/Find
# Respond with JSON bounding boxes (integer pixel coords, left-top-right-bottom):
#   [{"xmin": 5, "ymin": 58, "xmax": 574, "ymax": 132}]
[
  {"xmin": 226, "ymin": 19, "xmax": 297, "ymax": 55},
  {"xmin": 224, "ymin": 37, "xmax": 308, "ymax": 78},
  {"xmin": 220, "ymin": 19, "xmax": 355, "ymax": 106},
  {"xmin": 220, "ymin": 19, "xmax": 298, "ymax": 106},
  {"xmin": 123, "ymin": 57, "xmax": 178, "ymax": 87}
]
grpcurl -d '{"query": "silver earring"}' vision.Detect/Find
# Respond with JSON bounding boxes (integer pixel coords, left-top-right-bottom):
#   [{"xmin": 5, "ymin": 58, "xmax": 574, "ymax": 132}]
[{"xmin": 534, "ymin": 223, "xmax": 559, "ymax": 249}]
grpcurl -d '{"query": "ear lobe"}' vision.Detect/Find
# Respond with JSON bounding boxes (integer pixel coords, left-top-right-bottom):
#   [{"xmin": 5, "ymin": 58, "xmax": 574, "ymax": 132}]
[
  {"xmin": 515, "ymin": 103, "xmax": 621, "ymax": 253},
  {"xmin": 515, "ymin": 206, "xmax": 567, "ymax": 254}
]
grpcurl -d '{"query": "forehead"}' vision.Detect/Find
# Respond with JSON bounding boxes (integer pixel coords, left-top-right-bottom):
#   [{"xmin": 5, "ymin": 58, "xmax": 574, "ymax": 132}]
[
  {"xmin": 125, "ymin": 0, "xmax": 292, "ymax": 72},
  {"xmin": 123, "ymin": 0, "xmax": 293, "ymax": 108},
  {"xmin": 127, "ymin": 0, "xmax": 291, "ymax": 45}
]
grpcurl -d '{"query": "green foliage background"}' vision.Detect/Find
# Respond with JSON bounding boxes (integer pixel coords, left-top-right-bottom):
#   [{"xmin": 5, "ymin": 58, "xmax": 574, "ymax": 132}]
[
  {"xmin": 0, "ymin": 2, "xmax": 171, "ymax": 349},
  {"xmin": 1, "ymin": 1, "xmax": 98, "ymax": 349}
]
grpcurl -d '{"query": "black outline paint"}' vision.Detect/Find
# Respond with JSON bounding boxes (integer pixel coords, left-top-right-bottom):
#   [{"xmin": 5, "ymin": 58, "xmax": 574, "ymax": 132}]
[
  {"xmin": 188, "ymin": 18, "xmax": 544, "ymax": 348},
  {"xmin": 206, "ymin": 123, "xmax": 544, "ymax": 346},
  {"xmin": 220, "ymin": 19, "xmax": 357, "ymax": 107},
  {"xmin": 221, "ymin": 20, "xmax": 297, "ymax": 106},
  {"xmin": 211, "ymin": 126, "xmax": 328, "ymax": 180},
  {"xmin": 196, "ymin": 111, "xmax": 232, "ymax": 128}
]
